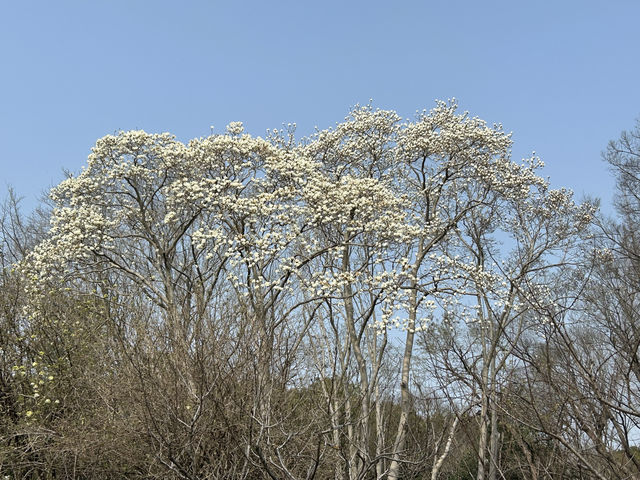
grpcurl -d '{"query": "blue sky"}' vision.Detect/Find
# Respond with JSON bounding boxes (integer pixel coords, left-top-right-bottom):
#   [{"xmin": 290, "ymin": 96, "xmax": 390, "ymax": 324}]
[{"xmin": 1, "ymin": 1, "xmax": 639, "ymax": 214}]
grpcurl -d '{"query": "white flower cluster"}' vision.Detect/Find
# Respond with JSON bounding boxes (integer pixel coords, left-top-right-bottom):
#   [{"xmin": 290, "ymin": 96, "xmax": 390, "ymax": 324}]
[{"xmin": 18, "ymin": 101, "xmax": 593, "ymax": 347}]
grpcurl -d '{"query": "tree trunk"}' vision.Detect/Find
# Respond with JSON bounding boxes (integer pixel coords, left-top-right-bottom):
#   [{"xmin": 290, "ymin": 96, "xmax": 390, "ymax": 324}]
[
  {"xmin": 488, "ymin": 385, "xmax": 499, "ymax": 480},
  {"xmin": 431, "ymin": 416, "xmax": 459, "ymax": 480},
  {"xmin": 476, "ymin": 362, "xmax": 490, "ymax": 480},
  {"xmin": 387, "ymin": 285, "xmax": 418, "ymax": 480}
]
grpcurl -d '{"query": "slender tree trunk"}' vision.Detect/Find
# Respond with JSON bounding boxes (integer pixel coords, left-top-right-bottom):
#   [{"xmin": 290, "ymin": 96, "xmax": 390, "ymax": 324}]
[
  {"xmin": 345, "ymin": 394, "xmax": 357, "ymax": 480},
  {"xmin": 488, "ymin": 380, "xmax": 499, "ymax": 480},
  {"xmin": 431, "ymin": 416, "xmax": 459, "ymax": 480},
  {"xmin": 387, "ymin": 284, "xmax": 418, "ymax": 480},
  {"xmin": 476, "ymin": 363, "xmax": 489, "ymax": 480},
  {"xmin": 388, "ymin": 238, "xmax": 425, "ymax": 480},
  {"xmin": 375, "ymin": 385, "xmax": 385, "ymax": 479},
  {"xmin": 331, "ymin": 396, "xmax": 346, "ymax": 480},
  {"xmin": 342, "ymin": 240, "xmax": 371, "ymax": 477},
  {"xmin": 369, "ymin": 325, "xmax": 386, "ymax": 480}
]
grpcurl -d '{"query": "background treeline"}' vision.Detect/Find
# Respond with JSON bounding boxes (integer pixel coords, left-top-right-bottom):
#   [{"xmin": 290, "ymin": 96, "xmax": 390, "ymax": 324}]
[{"xmin": 1, "ymin": 105, "xmax": 639, "ymax": 479}]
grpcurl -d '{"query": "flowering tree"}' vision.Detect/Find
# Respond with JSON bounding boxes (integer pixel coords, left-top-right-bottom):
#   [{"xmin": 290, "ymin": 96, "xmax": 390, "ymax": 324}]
[
  {"xmin": 382, "ymin": 103, "xmax": 593, "ymax": 480},
  {"xmin": 504, "ymin": 119, "xmax": 640, "ymax": 480},
  {"xmin": 17, "ymin": 101, "xmax": 595, "ymax": 479}
]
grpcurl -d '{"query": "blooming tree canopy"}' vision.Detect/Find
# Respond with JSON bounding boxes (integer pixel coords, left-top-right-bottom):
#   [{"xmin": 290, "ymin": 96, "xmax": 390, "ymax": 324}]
[{"xmin": 16, "ymin": 101, "xmax": 596, "ymax": 479}]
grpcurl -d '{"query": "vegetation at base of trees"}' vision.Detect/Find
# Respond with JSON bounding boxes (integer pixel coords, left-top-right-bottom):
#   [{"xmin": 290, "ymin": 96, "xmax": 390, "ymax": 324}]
[{"xmin": 0, "ymin": 103, "xmax": 639, "ymax": 479}]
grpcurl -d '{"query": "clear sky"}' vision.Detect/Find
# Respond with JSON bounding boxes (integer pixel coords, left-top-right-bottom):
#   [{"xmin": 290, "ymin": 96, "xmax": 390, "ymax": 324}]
[{"xmin": 1, "ymin": 0, "xmax": 639, "ymax": 214}]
